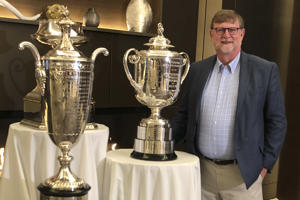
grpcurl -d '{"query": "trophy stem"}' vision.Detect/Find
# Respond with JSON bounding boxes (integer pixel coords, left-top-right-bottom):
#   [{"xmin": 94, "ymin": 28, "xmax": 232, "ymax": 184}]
[
  {"xmin": 58, "ymin": 141, "xmax": 73, "ymax": 168},
  {"xmin": 150, "ymin": 107, "xmax": 161, "ymax": 119},
  {"xmin": 38, "ymin": 141, "xmax": 91, "ymax": 198}
]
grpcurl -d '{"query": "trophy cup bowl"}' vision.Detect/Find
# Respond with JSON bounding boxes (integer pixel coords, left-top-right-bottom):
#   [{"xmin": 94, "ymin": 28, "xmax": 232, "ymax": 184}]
[
  {"xmin": 123, "ymin": 23, "xmax": 190, "ymax": 161},
  {"xmin": 19, "ymin": 16, "xmax": 109, "ymax": 199}
]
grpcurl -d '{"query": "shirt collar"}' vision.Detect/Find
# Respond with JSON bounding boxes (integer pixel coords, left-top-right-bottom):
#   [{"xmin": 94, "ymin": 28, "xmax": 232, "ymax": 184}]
[{"xmin": 216, "ymin": 52, "xmax": 241, "ymax": 73}]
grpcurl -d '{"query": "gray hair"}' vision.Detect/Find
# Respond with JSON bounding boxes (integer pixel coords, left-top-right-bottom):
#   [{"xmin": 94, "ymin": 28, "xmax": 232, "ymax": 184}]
[{"xmin": 210, "ymin": 9, "xmax": 244, "ymax": 29}]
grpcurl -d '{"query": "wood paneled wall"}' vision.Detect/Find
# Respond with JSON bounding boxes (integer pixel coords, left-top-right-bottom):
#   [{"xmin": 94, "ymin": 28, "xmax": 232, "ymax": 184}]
[
  {"xmin": 277, "ymin": 1, "xmax": 300, "ymax": 199},
  {"xmin": 223, "ymin": 0, "xmax": 297, "ymax": 199}
]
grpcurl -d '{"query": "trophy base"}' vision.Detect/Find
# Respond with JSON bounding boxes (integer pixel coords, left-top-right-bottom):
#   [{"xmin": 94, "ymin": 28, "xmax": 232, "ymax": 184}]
[
  {"xmin": 131, "ymin": 150, "xmax": 177, "ymax": 161},
  {"xmin": 21, "ymin": 118, "xmax": 46, "ymax": 130},
  {"xmin": 21, "ymin": 86, "xmax": 47, "ymax": 130},
  {"xmin": 85, "ymin": 123, "xmax": 98, "ymax": 130},
  {"xmin": 132, "ymin": 118, "xmax": 177, "ymax": 161},
  {"xmin": 38, "ymin": 184, "xmax": 90, "ymax": 199}
]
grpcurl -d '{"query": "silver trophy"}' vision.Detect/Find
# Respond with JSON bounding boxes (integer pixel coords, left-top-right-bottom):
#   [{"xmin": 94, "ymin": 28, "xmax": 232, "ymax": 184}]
[
  {"xmin": 19, "ymin": 13, "xmax": 109, "ymax": 199},
  {"xmin": 123, "ymin": 23, "xmax": 190, "ymax": 161},
  {"xmin": 21, "ymin": 4, "xmax": 89, "ymax": 130}
]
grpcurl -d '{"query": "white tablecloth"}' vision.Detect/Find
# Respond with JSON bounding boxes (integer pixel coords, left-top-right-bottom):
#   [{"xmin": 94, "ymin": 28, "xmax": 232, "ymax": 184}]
[
  {"xmin": 0, "ymin": 122, "xmax": 109, "ymax": 200},
  {"xmin": 102, "ymin": 149, "xmax": 201, "ymax": 200}
]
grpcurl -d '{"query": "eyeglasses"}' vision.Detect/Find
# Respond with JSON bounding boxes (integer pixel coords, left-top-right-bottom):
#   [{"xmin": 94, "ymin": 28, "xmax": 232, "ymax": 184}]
[{"xmin": 212, "ymin": 27, "xmax": 243, "ymax": 35}]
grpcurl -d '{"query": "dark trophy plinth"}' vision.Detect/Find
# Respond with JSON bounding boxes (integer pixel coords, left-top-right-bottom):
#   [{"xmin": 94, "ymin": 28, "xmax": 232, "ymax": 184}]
[
  {"xmin": 131, "ymin": 151, "xmax": 177, "ymax": 161},
  {"xmin": 38, "ymin": 184, "xmax": 90, "ymax": 200}
]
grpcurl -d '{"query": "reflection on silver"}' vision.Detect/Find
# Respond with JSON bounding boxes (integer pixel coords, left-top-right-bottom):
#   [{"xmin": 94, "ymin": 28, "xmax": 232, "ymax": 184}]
[
  {"xmin": 123, "ymin": 23, "xmax": 190, "ymax": 160},
  {"xmin": 19, "ymin": 14, "xmax": 109, "ymax": 194}
]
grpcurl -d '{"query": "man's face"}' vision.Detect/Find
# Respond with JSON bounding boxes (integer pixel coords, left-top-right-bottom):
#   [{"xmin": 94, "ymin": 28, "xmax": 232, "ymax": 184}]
[{"xmin": 210, "ymin": 20, "xmax": 245, "ymax": 57}]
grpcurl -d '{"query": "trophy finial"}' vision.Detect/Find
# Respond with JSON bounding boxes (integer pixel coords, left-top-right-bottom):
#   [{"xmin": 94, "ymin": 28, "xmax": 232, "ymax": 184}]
[
  {"xmin": 46, "ymin": 4, "xmax": 69, "ymax": 19},
  {"xmin": 157, "ymin": 23, "xmax": 164, "ymax": 36},
  {"xmin": 144, "ymin": 23, "xmax": 174, "ymax": 49}
]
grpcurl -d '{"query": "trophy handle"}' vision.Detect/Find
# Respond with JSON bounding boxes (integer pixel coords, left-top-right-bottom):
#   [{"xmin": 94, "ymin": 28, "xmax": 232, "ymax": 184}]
[
  {"xmin": 123, "ymin": 48, "xmax": 143, "ymax": 92},
  {"xmin": 179, "ymin": 52, "xmax": 190, "ymax": 84},
  {"xmin": 91, "ymin": 47, "xmax": 109, "ymax": 64},
  {"xmin": 18, "ymin": 41, "xmax": 46, "ymax": 96}
]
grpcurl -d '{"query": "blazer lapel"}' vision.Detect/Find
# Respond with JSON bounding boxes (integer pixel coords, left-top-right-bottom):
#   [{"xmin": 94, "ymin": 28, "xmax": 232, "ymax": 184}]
[
  {"xmin": 195, "ymin": 56, "xmax": 216, "ymax": 122},
  {"xmin": 235, "ymin": 51, "xmax": 250, "ymax": 118}
]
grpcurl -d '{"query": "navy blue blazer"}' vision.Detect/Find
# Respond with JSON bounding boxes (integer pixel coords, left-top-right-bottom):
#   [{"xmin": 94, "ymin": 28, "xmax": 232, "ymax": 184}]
[{"xmin": 171, "ymin": 51, "xmax": 287, "ymax": 188}]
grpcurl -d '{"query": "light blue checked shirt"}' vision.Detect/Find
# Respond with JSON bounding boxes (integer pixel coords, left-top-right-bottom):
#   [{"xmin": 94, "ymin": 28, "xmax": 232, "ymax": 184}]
[{"xmin": 198, "ymin": 53, "xmax": 240, "ymax": 160}]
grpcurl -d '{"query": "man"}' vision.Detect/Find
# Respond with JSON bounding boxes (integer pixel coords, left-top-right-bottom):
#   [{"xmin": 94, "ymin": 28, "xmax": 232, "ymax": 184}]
[{"xmin": 171, "ymin": 9, "xmax": 287, "ymax": 199}]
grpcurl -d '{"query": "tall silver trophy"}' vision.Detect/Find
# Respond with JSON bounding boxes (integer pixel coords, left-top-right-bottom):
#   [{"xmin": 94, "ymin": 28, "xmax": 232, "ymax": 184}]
[
  {"xmin": 21, "ymin": 4, "xmax": 92, "ymax": 130},
  {"xmin": 123, "ymin": 23, "xmax": 190, "ymax": 161},
  {"xmin": 19, "ymin": 12, "xmax": 109, "ymax": 199}
]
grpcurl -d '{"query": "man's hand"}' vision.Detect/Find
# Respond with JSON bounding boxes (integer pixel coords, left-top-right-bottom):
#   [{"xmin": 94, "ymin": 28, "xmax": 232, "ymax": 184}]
[{"xmin": 260, "ymin": 168, "xmax": 268, "ymax": 179}]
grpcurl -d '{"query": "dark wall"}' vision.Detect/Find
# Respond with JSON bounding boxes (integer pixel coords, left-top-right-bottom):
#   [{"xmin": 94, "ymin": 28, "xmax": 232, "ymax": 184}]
[
  {"xmin": 223, "ymin": 0, "xmax": 278, "ymax": 61},
  {"xmin": 162, "ymin": 0, "xmax": 199, "ymax": 62},
  {"xmin": 0, "ymin": 21, "xmax": 47, "ymax": 111},
  {"xmin": 277, "ymin": 1, "xmax": 300, "ymax": 199},
  {"xmin": 223, "ymin": 0, "xmax": 298, "ymax": 199}
]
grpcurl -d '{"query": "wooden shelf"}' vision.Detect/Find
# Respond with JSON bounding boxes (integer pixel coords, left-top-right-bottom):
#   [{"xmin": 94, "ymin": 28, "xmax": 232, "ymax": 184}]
[
  {"xmin": 0, "ymin": 17, "xmax": 154, "ymax": 37},
  {"xmin": 0, "ymin": 0, "xmax": 162, "ymax": 33}
]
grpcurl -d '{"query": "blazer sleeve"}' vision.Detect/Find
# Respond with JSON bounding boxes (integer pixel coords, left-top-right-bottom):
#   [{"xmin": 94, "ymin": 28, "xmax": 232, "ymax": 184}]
[
  {"xmin": 263, "ymin": 63, "xmax": 287, "ymax": 171},
  {"xmin": 171, "ymin": 64, "xmax": 195, "ymax": 143}
]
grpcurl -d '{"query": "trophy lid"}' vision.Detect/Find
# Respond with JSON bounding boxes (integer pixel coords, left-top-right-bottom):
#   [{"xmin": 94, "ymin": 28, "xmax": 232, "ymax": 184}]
[
  {"xmin": 144, "ymin": 23, "xmax": 174, "ymax": 50},
  {"xmin": 43, "ymin": 14, "xmax": 89, "ymax": 62},
  {"xmin": 141, "ymin": 23, "xmax": 183, "ymax": 59}
]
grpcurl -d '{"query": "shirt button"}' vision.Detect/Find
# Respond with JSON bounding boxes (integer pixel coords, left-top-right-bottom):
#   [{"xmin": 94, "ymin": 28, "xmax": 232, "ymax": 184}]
[{"xmin": 214, "ymin": 121, "xmax": 217, "ymax": 124}]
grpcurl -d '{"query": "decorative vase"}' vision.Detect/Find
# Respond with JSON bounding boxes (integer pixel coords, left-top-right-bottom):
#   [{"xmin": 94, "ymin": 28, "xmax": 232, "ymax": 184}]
[
  {"xmin": 126, "ymin": 0, "xmax": 153, "ymax": 33},
  {"xmin": 83, "ymin": 8, "xmax": 100, "ymax": 27}
]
